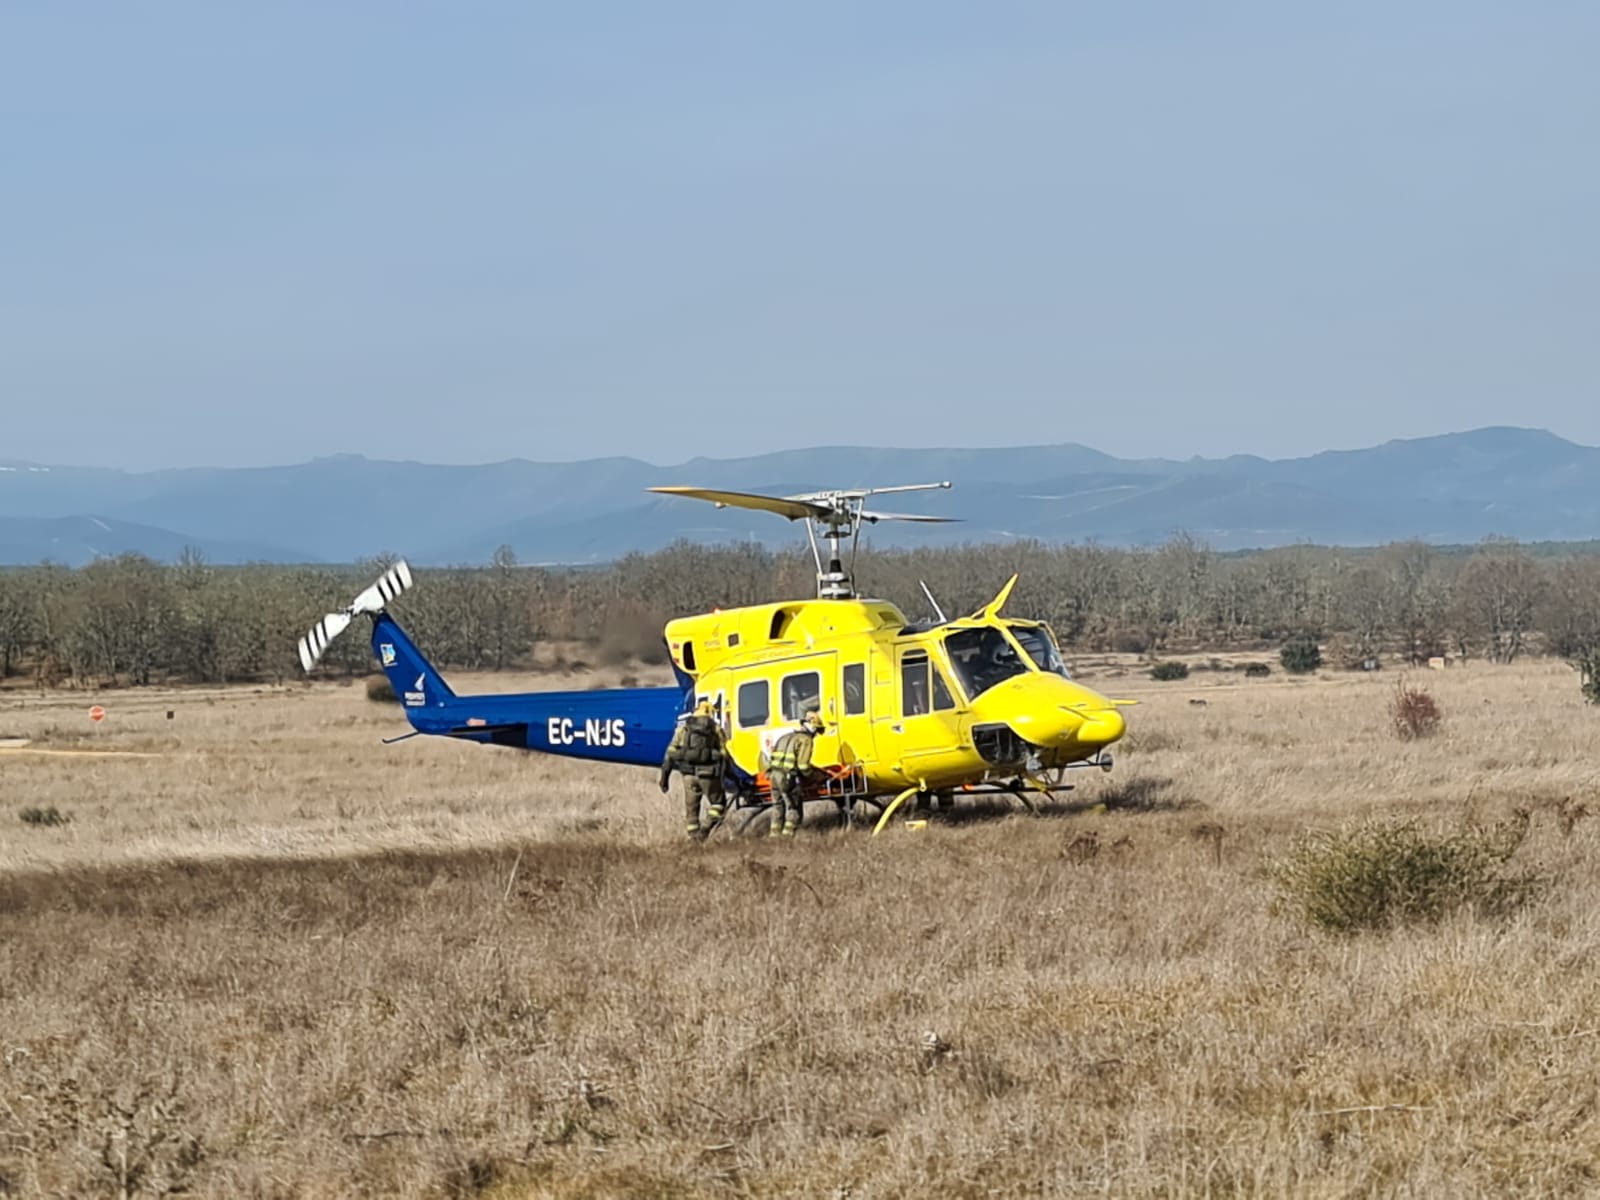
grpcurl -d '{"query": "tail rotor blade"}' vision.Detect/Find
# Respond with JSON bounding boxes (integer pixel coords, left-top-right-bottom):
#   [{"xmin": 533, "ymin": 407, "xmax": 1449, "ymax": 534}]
[
  {"xmin": 351, "ymin": 560, "xmax": 414, "ymax": 616},
  {"xmin": 298, "ymin": 610, "xmax": 353, "ymax": 673},
  {"xmin": 297, "ymin": 560, "xmax": 414, "ymax": 673}
]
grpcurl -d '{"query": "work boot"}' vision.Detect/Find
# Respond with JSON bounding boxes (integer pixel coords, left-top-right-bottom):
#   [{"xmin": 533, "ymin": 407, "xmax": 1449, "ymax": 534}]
[
  {"xmin": 781, "ymin": 820, "xmax": 798, "ymax": 837},
  {"xmin": 685, "ymin": 823, "xmax": 703, "ymax": 840},
  {"xmin": 767, "ymin": 821, "xmax": 782, "ymax": 838},
  {"xmin": 708, "ymin": 806, "xmax": 724, "ymax": 821}
]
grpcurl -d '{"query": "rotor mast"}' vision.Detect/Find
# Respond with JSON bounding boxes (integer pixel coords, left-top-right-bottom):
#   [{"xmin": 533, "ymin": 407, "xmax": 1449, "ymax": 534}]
[
  {"xmin": 647, "ymin": 480, "xmax": 955, "ymax": 601},
  {"xmin": 806, "ymin": 501, "xmax": 859, "ymax": 600},
  {"xmin": 799, "ymin": 482, "xmax": 956, "ymax": 599}
]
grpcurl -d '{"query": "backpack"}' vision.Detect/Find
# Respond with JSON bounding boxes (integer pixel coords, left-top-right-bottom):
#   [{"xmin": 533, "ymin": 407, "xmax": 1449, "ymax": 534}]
[{"xmin": 677, "ymin": 715, "xmax": 720, "ymax": 767}]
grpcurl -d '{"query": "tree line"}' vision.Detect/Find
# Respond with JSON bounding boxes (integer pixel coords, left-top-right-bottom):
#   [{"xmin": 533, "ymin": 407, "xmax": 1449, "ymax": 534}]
[{"xmin": 1, "ymin": 536, "xmax": 1599, "ymax": 689}]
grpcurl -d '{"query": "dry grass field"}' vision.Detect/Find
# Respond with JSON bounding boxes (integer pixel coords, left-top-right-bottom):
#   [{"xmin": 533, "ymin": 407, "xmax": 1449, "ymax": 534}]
[{"xmin": 3, "ymin": 654, "xmax": 1600, "ymax": 1196}]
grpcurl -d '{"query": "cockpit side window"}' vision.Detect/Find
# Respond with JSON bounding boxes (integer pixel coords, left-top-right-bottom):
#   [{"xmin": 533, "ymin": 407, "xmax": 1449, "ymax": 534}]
[
  {"xmin": 944, "ymin": 626, "xmax": 1028, "ymax": 700},
  {"xmin": 932, "ymin": 666, "xmax": 956, "ymax": 711},
  {"xmin": 1011, "ymin": 623, "xmax": 1072, "ymax": 679}
]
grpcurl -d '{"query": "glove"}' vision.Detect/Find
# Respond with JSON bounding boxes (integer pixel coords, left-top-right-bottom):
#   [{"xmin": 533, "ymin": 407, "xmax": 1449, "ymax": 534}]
[{"xmin": 658, "ymin": 776, "xmax": 670, "ymax": 794}]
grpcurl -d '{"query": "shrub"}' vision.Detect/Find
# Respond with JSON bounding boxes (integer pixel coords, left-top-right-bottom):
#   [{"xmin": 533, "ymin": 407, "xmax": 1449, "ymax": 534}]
[
  {"xmin": 1270, "ymin": 817, "xmax": 1537, "ymax": 935},
  {"xmin": 1149, "ymin": 661, "xmax": 1189, "ymax": 681},
  {"xmin": 20, "ymin": 806, "xmax": 70, "ymax": 827},
  {"xmin": 1390, "ymin": 677, "xmax": 1442, "ymax": 741},
  {"xmin": 1243, "ymin": 662, "xmax": 1271, "ymax": 678},
  {"xmin": 1280, "ymin": 632, "xmax": 1322, "ymax": 675},
  {"xmin": 1570, "ymin": 643, "xmax": 1600, "ymax": 705},
  {"xmin": 365, "ymin": 676, "xmax": 398, "ymax": 703},
  {"xmin": 1110, "ymin": 629, "xmax": 1149, "ymax": 654}
]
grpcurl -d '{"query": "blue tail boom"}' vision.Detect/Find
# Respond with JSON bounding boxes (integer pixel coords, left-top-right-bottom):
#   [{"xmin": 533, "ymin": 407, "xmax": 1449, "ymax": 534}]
[{"xmin": 369, "ymin": 614, "xmax": 685, "ymax": 769}]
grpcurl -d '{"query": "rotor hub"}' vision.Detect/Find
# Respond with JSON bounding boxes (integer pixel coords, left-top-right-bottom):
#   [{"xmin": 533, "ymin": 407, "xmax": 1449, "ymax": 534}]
[{"xmin": 647, "ymin": 480, "xmax": 954, "ymax": 600}]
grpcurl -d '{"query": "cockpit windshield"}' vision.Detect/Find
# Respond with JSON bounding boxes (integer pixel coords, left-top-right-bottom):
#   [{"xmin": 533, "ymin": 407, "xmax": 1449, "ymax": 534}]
[
  {"xmin": 1010, "ymin": 623, "xmax": 1072, "ymax": 679},
  {"xmin": 944, "ymin": 626, "xmax": 1029, "ymax": 700}
]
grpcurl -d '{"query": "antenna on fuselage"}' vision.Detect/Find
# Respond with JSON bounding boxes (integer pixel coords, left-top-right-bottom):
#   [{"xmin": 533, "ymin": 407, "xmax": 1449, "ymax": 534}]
[
  {"xmin": 647, "ymin": 481, "xmax": 957, "ymax": 599},
  {"xmin": 919, "ymin": 580, "xmax": 948, "ymax": 623}
]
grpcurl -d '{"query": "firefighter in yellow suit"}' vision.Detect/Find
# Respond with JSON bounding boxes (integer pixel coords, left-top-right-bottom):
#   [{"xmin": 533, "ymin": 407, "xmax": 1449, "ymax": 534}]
[{"xmin": 765, "ymin": 710, "xmax": 824, "ymax": 837}]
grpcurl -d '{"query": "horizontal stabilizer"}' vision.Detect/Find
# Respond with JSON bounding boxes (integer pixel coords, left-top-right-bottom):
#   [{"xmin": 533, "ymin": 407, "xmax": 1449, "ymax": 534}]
[{"xmin": 444, "ymin": 721, "xmax": 528, "ymax": 747}]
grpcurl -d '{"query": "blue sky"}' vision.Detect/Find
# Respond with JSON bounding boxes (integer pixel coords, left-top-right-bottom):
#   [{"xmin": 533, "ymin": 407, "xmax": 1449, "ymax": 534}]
[{"xmin": 2, "ymin": 2, "xmax": 1596, "ymax": 469}]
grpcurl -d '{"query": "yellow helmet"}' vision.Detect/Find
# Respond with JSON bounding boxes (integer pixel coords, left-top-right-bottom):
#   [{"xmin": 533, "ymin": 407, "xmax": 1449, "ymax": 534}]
[
  {"xmin": 696, "ymin": 699, "xmax": 715, "ymax": 717},
  {"xmin": 803, "ymin": 709, "xmax": 824, "ymax": 731}
]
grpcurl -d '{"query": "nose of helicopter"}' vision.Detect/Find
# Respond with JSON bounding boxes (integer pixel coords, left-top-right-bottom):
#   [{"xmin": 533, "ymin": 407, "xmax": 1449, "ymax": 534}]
[
  {"xmin": 1072, "ymin": 705, "xmax": 1126, "ymax": 746},
  {"xmin": 971, "ymin": 673, "xmax": 1126, "ymax": 754}
]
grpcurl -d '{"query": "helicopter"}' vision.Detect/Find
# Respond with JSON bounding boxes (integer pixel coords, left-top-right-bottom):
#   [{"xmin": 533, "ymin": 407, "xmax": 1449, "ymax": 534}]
[{"xmin": 296, "ymin": 482, "xmax": 1130, "ymax": 834}]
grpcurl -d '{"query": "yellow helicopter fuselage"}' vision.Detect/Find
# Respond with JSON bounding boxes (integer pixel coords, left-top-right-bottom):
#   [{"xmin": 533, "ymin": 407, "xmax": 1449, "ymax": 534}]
[{"xmin": 664, "ymin": 588, "xmax": 1126, "ymax": 797}]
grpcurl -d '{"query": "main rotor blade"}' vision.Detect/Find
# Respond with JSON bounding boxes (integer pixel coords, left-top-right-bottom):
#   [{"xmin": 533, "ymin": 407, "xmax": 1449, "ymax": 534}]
[
  {"xmin": 647, "ymin": 486, "xmax": 831, "ymax": 522},
  {"xmin": 864, "ymin": 481, "xmax": 952, "ymax": 497},
  {"xmin": 859, "ymin": 510, "xmax": 960, "ymax": 523}
]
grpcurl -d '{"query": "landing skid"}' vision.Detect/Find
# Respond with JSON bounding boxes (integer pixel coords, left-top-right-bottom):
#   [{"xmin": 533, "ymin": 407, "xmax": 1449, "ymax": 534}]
[{"xmin": 698, "ymin": 774, "xmax": 1087, "ymax": 839}]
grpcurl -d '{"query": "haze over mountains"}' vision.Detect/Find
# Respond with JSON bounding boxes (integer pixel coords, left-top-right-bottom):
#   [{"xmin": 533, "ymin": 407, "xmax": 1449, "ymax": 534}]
[{"xmin": 2, "ymin": 427, "xmax": 1597, "ymax": 567}]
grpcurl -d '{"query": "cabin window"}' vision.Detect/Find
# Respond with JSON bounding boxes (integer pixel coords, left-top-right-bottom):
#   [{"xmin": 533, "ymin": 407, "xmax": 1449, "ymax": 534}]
[
  {"xmin": 780, "ymin": 671, "xmax": 821, "ymax": 722},
  {"xmin": 932, "ymin": 666, "xmax": 956, "ymax": 711},
  {"xmin": 737, "ymin": 679, "xmax": 769, "ymax": 728},
  {"xmin": 842, "ymin": 663, "xmax": 866, "ymax": 715},
  {"xmin": 901, "ymin": 652, "xmax": 931, "ymax": 717},
  {"xmin": 682, "ymin": 642, "xmax": 696, "ymax": 671}
]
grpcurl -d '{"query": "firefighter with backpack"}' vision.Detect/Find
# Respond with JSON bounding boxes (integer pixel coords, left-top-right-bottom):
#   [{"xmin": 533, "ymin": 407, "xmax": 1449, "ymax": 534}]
[{"xmin": 660, "ymin": 699, "xmax": 728, "ymax": 839}]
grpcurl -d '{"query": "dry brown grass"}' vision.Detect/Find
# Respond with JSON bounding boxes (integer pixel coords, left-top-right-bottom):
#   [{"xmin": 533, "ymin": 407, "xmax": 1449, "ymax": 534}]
[
  {"xmin": 3, "ymin": 658, "xmax": 1600, "ymax": 1195},
  {"xmin": 1390, "ymin": 676, "xmax": 1444, "ymax": 742}
]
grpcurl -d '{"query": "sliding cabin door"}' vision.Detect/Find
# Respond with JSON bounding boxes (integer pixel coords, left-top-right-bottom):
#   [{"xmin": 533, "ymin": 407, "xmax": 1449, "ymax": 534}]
[
  {"xmin": 875, "ymin": 647, "xmax": 965, "ymax": 784},
  {"xmin": 728, "ymin": 654, "xmax": 842, "ymax": 772},
  {"xmin": 833, "ymin": 657, "xmax": 875, "ymax": 767}
]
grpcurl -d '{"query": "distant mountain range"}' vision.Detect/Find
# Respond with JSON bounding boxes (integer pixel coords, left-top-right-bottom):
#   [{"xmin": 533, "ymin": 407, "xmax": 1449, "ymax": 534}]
[{"xmin": 2, "ymin": 426, "xmax": 1598, "ymax": 566}]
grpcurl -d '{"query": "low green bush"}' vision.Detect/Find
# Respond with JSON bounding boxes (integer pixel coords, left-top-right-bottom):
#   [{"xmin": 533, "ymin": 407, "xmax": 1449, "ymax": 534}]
[
  {"xmin": 1149, "ymin": 661, "xmax": 1190, "ymax": 681},
  {"xmin": 1280, "ymin": 632, "xmax": 1323, "ymax": 675},
  {"xmin": 1571, "ymin": 645, "xmax": 1600, "ymax": 705},
  {"xmin": 1270, "ymin": 817, "xmax": 1538, "ymax": 935}
]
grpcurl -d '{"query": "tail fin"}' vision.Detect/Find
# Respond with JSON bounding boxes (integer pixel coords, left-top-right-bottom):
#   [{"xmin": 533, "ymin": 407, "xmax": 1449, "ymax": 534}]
[
  {"xmin": 371, "ymin": 612, "xmax": 455, "ymax": 707},
  {"xmin": 298, "ymin": 561, "xmax": 414, "ymax": 673}
]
